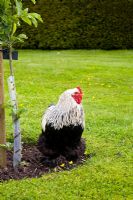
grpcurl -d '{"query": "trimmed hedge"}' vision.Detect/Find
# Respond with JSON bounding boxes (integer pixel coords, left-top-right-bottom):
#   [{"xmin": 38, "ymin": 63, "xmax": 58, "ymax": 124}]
[{"xmin": 17, "ymin": 0, "xmax": 133, "ymax": 49}]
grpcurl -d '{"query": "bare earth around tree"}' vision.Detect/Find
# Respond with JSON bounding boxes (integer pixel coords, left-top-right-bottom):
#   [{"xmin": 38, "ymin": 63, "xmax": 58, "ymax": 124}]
[{"xmin": 0, "ymin": 144, "xmax": 93, "ymax": 182}]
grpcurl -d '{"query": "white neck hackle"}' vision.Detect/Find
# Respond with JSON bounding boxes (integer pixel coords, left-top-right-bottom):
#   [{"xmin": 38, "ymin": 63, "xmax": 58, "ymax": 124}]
[{"xmin": 42, "ymin": 88, "xmax": 85, "ymax": 131}]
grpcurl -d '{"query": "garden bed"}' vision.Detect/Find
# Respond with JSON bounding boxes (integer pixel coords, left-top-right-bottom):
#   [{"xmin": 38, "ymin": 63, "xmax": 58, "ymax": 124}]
[{"xmin": 0, "ymin": 144, "xmax": 92, "ymax": 182}]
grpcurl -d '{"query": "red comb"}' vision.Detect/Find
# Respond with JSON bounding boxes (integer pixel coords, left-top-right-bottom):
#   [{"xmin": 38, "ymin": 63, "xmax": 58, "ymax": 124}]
[{"xmin": 77, "ymin": 86, "xmax": 82, "ymax": 94}]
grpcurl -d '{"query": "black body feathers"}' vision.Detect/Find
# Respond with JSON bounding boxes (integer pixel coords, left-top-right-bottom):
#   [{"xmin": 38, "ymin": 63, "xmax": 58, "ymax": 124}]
[{"xmin": 38, "ymin": 124, "xmax": 85, "ymax": 160}]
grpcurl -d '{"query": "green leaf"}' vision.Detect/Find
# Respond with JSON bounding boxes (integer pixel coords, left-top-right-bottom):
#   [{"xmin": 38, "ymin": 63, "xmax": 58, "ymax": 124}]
[
  {"xmin": 15, "ymin": 0, "xmax": 22, "ymax": 16},
  {"xmin": 24, "ymin": 8, "xmax": 29, "ymax": 13},
  {"xmin": 31, "ymin": 13, "xmax": 43, "ymax": 23},
  {"xmin": 18, "ymin": 34, "xmax": 28, "ymax": 40},
  {"xmin": 30, "ymin": 0, "xmax": 36, "ymax": 4},
  {"xmin": 21, "ymin": 15, "xmax": 32, "ymax": 25},
  {"xmin": 12, "ymin": 23, "xmax": 17, "ymax": 35},
  {"xmin": 0, "ymin": 142, "xmax": 13, "ymax": 150},
  {"xmin": 30, "ymin": 16, "xmax": 38, "ymax": 28},
  {"xmin": 11, "ymin": 34, "xmax": 28, "ymax": 44}
]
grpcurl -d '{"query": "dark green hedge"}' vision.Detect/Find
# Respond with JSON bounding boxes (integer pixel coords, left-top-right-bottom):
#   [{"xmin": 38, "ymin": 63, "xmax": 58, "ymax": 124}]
[{"xmin": 17, "ymin": 0, "xmax": 133, "ymax": 49}]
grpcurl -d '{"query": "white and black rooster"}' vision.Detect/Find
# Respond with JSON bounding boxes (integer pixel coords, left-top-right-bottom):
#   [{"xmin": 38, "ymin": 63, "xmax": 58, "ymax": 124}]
[{"xmin": 37, "ymin": 86, "xmax": 85, "ymax": 160}]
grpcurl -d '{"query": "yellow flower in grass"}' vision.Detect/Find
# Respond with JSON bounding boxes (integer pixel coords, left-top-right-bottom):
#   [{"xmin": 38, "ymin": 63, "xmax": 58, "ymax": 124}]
[
  {"xmin": 60, "ymin": 163, "xmax": 65, "ymax": 167},
  {"xmin": 69, "ymin": 161, "xmax": 73, "ymax": 165},
  {"xmin": 92, "ymin": 96, "xmax": 95, "ymax": 100}
]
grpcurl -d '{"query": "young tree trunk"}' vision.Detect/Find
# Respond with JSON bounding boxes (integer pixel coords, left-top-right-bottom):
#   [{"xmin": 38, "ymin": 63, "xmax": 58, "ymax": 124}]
[
  {"xmin": 0, "ymin": 48, "xmax": 6, "ymax": 168},
  {"xmin": 8, "ymin": 46, "xmax": 21, "ymax": 169}
]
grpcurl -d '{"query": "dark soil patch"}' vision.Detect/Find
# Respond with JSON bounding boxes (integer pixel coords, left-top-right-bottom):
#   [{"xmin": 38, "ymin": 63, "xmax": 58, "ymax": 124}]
[{"xmin": 0, "ymin": 144, "xmax": 93, "ymax": 182}]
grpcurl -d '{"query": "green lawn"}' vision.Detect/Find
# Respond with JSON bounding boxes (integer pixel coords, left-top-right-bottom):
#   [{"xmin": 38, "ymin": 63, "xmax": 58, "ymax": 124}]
[{"xmin": 0, "ymin": 50, "xmax": 132, "ymax": 199}]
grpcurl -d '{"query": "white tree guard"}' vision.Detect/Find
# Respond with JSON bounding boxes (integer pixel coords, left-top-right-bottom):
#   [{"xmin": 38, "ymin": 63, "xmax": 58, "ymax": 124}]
[{"xmin": 8, "ymin": 75, "xmax": 21, "ymax": 168}]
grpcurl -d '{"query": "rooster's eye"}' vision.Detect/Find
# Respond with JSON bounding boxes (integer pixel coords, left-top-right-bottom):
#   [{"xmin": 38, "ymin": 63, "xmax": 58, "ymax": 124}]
[{"xmin": 74, "ymin": 92, "xmax": 79, "ymax": 95}]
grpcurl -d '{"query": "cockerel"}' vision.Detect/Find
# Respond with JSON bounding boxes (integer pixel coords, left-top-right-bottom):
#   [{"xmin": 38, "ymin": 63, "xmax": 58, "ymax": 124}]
[{"xmin": 37, "ymin": 86, "xmax": 85, "ymax": 160}]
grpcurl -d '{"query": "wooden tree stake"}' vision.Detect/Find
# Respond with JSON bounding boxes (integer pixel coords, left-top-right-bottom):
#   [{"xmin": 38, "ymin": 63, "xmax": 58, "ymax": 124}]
[{"xmin": 0, "ymin": 49, "xmax": 6, "ymax": 168}]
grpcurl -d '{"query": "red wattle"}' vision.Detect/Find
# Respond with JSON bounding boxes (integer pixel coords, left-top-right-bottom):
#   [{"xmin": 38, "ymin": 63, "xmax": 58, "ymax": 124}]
[{"xmin": 72, "ymin": 94, "xmax": 82, "ymax": 104}]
